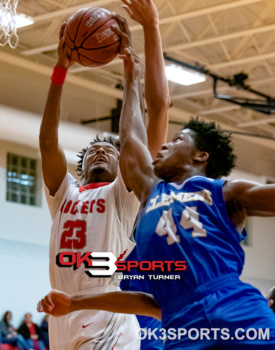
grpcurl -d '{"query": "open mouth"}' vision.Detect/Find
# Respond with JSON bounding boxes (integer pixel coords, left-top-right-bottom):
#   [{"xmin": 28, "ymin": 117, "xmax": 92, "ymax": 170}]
[
  {"xmin": 152, "ymin": 152, "xmax": 165, "ymax": 166},
  {"xmin": 156, "ymin": 152, "xmax": 164, "ymax": 159},
  {"xmin": 93, "ymin": 156, "xmax": 107, "ymax": 164}
]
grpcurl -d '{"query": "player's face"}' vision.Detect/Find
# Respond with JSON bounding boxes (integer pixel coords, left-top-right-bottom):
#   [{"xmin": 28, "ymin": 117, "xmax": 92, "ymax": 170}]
[
  {"xmin": 84, "ymin": 142, "xmax": 119, "ymax": 183},
  {"xmin": 153, "ymin": 129, "xmax": 197, "ymax": 181}
]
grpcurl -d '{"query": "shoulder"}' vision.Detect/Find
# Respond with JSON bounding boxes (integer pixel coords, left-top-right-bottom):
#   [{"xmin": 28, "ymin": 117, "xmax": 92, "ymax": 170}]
[
  {"xmin": 175, "ymin": 176, "xmax": 223, "ymax": 193},
  {"xmin": 222, "ymin": 179, "xmax": 259, "ymax": 203}
]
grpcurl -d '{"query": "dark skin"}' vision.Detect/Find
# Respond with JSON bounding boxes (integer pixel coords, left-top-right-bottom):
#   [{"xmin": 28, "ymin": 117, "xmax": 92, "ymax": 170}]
[
  {"xmin": 82, "ymin": 142, "xmax": 119, "ymax": 185},
  {"xmin": 38, "ymin": 289, "xmax": 161, "ymax": 321},
  {"xmin": 118, "ymin": 52, "xmax": 275, "ymax": 233},
  {"xmin": 147, "ymin": 127, "xmax": 275, "ymax": 232},
  {"xmin": 40, "ymin": 7, "xmax": 169, "ymax": 195}
]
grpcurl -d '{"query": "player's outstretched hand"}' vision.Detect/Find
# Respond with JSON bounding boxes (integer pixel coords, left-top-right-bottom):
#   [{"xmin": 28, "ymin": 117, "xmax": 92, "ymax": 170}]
[
  {"xmin": 111, "ymin": 14, "xmax": 132, "ymax": 55},
  {"xmin": 121, "ymin": 0, "xmax": 159, "ymax": 28},
  {"xmin": 37, "ymin": 290, "xmax": 72, "ymax": 317},
  {"xmin": 56, "ymin": 23, "xmax": 74, "ymax": 69}
]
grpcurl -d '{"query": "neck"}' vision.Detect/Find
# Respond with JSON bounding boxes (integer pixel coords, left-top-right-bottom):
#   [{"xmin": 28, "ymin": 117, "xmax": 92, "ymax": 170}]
[
  {"xmin": 83, "ymin": 173, "xmax": 114, "ymax": 185},
  {"xmin": 166, "ymin": 167, "xmax": 206, "ymax": 184}
]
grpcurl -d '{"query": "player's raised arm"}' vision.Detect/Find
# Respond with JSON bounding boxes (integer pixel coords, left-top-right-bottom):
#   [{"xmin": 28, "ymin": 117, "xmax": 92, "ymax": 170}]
[
  {"xmin": 119, "ymin": 49, "xmax": 158, "ymax": 201},
  {"xmin": 38, "ymin": 289, "xmax": 161, "ymax": 321},
  {"xmin": 39, "ymin": 24, "xmax": 73, "ymax": 196},
  {"xmin": 119, "ymin": 0, "xmax": 170, "ymax": 159},
  {"xmin": 223, "ymin": 180, "xmax": 275, "ymax": 230}
]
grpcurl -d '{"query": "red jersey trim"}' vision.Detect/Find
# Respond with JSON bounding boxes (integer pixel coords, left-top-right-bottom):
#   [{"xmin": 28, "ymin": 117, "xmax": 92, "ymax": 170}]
[{"xmin": 79, "ymin": 182, "xmax": 110, "ymax": 192}]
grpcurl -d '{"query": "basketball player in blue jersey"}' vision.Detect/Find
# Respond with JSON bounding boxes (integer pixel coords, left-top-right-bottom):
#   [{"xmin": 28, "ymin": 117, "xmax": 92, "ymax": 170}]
[{"xmin": 39, "ymin": 48, "xmax": 275, "ymax": 349}]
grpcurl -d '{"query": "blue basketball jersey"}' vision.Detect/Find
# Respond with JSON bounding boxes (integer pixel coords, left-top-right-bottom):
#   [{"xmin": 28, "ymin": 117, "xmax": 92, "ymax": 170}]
[{"xmin": 135, "ymin": 175, "xmax": 247, "ymax": 309}]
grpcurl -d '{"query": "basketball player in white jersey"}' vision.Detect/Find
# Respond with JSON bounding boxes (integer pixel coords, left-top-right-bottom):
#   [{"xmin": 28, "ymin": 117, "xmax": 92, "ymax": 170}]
[{"xmin": 39, "ymin": 0, "xmax": 169, "ymax": 348}]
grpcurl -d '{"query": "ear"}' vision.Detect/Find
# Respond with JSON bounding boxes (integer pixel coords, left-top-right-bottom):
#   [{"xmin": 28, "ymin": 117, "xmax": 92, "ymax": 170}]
[{"xmin": 193, "ymin": 150, "xmax": 209, "ymax": 163}]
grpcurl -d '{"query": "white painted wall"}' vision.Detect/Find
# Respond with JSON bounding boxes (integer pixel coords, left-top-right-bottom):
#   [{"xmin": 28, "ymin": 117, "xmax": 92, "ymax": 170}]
[{"xmin": 0, "ymin": 239, "xmax": 50, "ymax": 327}]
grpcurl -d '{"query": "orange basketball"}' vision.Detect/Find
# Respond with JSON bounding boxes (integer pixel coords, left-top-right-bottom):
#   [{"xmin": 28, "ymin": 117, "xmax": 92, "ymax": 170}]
[{"xmin": 64, "ymin": 7, "xmax": 121, "ymax": 67}]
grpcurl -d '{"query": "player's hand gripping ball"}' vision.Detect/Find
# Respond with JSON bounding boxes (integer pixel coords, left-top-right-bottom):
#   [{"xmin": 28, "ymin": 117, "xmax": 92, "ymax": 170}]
[{"xmin": 64, "ymin": 7, "xmax": 121, "ymax": 67}]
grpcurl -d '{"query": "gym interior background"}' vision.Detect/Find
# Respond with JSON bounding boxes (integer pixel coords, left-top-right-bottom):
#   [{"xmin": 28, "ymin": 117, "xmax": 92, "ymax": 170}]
[{"xmin": 0, "ymin": 0, "xmax": 275, "ymax": 326}]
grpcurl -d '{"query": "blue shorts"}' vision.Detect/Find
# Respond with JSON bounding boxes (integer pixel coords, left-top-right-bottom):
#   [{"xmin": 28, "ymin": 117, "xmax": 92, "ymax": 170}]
[{"xmin": 161, "ymin": 274, "xmax": 275, "ymax": 349}]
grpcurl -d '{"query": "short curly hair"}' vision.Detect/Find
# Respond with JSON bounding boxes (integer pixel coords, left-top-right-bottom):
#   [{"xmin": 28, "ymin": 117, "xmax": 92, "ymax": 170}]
[
  {"xmin": 182, "ymin": 118, "xmax": 236, "ymax": 178},
  {"xmin": 76, "ymin": 135, "xmax": 118, "ymax": 178}
]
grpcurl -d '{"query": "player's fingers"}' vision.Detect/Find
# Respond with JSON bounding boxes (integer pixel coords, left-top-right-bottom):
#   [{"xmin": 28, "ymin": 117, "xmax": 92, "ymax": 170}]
[
  {"xmin": 45, "ymin": 294, "xmax": 55, "ymax": 309},
  {"xmin": 120, "ymin": 47, "xmax": 131, "ymax": 57},
  {"xmin": 118, "ymin": 54, "xmax": 127, "ymax": 60},
  {"xmin": 59, "ymin": 22, "xmax": 66, "ymax": 41},
  {"xmin": 37, "ymin": 300, "xmax": 44, "ymax": 313},
  {"xmin": 41, "ymin": 299, "xmax": 52, "ymax": 313},
  {"xmin": 40, "ymin": 295, "xmax": 54, "ymax": 312},
  {"xmin": 113, "ymin": 13, "xmax": 130, "ymax": 36},
  {"xmin": 111, "ymin": 25, "xmax": 127, "ymax": 39},
  {"xmin": 122, "ymin": 0, "xmax": 141, "ymax": 12},
  {"xmin": 121, "ymin": 5, "xmax": 135, "ymax": 20},
  {"xmin": 268, "ymin": 299, "xmax": 274, "ymax": 308},
  {"xmin": 130, "ymin": 0, "xmax": 143, "ymax": 10},
  {"xmin": 120, "ymin": 0, "xmax": 131, "ymax": 7},
  {"xmin": 112, "ymin": 13, "xmax": 128, "ymax": 32},
  {"xmin": 58, "ymin": 37, "xmax": 66, "ymax": 50}
]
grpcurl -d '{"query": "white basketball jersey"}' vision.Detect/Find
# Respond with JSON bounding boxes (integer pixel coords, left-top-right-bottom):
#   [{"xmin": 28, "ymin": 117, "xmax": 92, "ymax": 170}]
[{"xmin": 45, "ymin": 170, "xmax": 139, "ymax": 294}]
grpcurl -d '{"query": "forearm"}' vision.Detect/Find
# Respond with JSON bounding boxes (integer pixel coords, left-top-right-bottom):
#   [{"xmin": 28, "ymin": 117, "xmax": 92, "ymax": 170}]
[
  {"xmin": 120, "ymin": 77, "xmax": 147, "ymax": 146},
  {"xmin": 39, "ymin": 83, "xmax": 63, "ymax": 149},
  {"xmin": 143, "ymin": 24, "xmax": 169, "ymax": 158},
  {"xmin": 144, "ymin": 24, "xmax": 169, "ymax": 114},
  {"xmin": 70, "ymin": 291, "xmax": 161, "ymax": 320},
  {"xmin": 39, "ymin": 75, "xmax": 67, "ymax": 194}
]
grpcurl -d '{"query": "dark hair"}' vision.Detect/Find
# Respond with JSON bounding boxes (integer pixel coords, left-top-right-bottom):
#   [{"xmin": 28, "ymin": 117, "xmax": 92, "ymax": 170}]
[
  {"xmin": 182, "ymin": 117, "xmax": 236, "ymax": 178},
  {"xmin": 2, "ymin": 311, "xmax": 11, "ymax": 326},
  {"xmin": 76, "ymin": 135, "xmax": 118, "ymax": 179}
]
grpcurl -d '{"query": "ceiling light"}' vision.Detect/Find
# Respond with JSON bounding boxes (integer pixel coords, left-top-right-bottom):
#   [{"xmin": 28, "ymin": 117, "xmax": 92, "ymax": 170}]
[
  {"xmin": 165, "ymin": 64, "xmax": 206, "ymax": 86},
  {"xmin": 15, "ymin": 14, "xmax": 33, "ymax": 28}
]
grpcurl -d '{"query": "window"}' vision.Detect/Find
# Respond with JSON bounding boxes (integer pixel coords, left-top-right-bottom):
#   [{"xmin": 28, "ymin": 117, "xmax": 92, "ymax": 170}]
[{"xmin": 6, "ymin": 153, "xmax": 39, "ymax": 206}]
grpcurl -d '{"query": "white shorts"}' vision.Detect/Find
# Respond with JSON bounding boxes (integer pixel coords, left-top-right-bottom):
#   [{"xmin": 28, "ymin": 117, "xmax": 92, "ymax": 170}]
[{"xmin": 49, "ymin": 286, "xmax": 141, "ymax": 350}]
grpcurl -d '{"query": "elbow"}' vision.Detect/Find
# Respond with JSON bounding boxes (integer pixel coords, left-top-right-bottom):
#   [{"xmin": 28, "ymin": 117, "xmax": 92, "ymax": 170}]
[
  {"xmin": 148, "ymin": 97, "xmax": 170, "ymax": 117},
  {"xmin": 147, "ymin": 89, "xmax": 171, "ymax": 112}
]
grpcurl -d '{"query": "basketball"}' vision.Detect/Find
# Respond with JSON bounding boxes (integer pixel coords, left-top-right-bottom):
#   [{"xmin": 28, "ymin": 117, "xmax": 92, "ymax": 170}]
[{"xmin": 64, "ymin": 7, "xmax": 121, "ymax": 67}]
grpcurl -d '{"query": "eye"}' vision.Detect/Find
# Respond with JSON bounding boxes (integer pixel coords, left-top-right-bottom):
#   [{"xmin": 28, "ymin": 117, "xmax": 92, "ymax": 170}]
[
  {"xmin": 106, "ymin": 148, "xmax": 116, "ymax": 155},
  {"xmin": 173, "ymin": 136, "xmax": 182, "ymax": 143}
]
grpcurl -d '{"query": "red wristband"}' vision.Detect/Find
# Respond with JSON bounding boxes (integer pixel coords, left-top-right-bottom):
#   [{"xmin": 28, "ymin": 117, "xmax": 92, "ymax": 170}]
[{"xmin": 51, "ymin": 65, "xmax": 68, "ymax": 85}]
